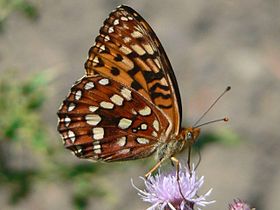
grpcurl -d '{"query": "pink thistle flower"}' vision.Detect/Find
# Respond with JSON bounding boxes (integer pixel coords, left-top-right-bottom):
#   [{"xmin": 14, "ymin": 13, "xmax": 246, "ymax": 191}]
[
  {"xmin": 229, "ymin": 199, "xmax": 253, "ymax": 210},
  {"xmin": 132, "ymin": 165, "xmax": 215, "ymax": 210}
]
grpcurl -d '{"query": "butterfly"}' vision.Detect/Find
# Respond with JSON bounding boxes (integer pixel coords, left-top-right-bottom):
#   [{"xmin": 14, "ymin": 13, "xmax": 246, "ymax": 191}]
[{"xmin": 57, "ymin": 5, "xmax": 201, "ymax": 176}]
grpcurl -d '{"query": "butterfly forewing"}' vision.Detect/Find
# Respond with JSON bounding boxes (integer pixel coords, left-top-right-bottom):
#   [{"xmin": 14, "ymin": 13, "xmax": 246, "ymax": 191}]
[
  {"xmin": 57, "ymin": 75, "xmax": 169, "ymax": 161},
  {"xmin": 84, "ymin": 5, "xmax": 182, "ymax": 135}
]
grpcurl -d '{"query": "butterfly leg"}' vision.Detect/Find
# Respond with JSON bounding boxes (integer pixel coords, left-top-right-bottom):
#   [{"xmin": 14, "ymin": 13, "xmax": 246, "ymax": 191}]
[
  {"xmin": 187, "ymin": 146, "xmax": 192, "ymax": 172},
  {"xmin": 144, "ymin": 159, "xmax": 164, "ymax": 178},
  {"xmin": 194, "ymin": 149, "xmax": 202, "ymax": 171},
  {"xmin": 170, "ymin": 156, "xmax": 188, "ymax": 202}
]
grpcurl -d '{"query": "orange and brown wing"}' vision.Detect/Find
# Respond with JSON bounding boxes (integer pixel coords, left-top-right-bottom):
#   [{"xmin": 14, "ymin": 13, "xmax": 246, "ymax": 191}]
[
  {"xmin": 84, "ymin": 5, "xmax": 182, "ymax": 135},
  {"xmin": 57, "ymin": 76, "xmax": 169, "ymax": 161}
]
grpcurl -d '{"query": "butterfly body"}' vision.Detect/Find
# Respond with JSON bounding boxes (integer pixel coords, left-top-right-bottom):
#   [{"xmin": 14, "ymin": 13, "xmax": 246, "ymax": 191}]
[
  {"xmin": 155, "ymin": 127, "xmax": 200, "ymax": 161},
  {"xmin": 57, "ymin": 5, "xmax": 200, "ymax": 165}
]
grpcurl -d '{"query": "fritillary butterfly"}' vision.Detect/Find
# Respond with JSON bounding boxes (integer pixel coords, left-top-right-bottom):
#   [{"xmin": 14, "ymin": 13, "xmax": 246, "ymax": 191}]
[{"xmin": 57, "ymin": 5, "xmax": 200, "ymax": 174}]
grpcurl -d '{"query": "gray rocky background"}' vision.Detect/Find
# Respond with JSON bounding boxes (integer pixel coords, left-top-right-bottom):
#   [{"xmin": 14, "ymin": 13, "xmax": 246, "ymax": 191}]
[{"xmin": 0, "ymin": 0, "xmax": 280, "ymax": 209}]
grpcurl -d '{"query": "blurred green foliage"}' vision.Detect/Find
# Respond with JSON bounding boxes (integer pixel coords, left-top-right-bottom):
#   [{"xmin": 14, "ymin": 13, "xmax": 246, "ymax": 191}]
[
  {"xmin": 0, "ymin": 70, "xmax": 106, "ymax": 209},
  {"xmin": 0, "ymin": 0, "xmax": 38, "ymax": 31},
  {"xmin": 193, "ymin": 128, "xmax": 240, "ymax": 151},
  {"xmin": 0, "ymin": 70, "xmax": 47, "ymax": 203},
  {"xmin": 0, "ymin": 70, "xmax": 47, "ymax": 146}
]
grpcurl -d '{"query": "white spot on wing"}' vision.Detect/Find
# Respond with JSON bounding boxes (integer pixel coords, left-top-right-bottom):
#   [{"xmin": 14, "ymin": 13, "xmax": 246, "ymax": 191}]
[
  {"xmin": 113, "ymin": 19, "xmax": 119, "ymax": 25},
  {"xmin": 100, "ymin": 101, "xmax": 114, "ymax": 109},
  {"xmin": 160, "ymin": 77, "xmax": 168, "ymax": 86},
  {"xmin": 136, "ymin": 137, "xmax": 149, "ymax": 145},
  {"xmin": 123, "ymin": 36, "xmax": 131, "ymax": 43},
  {"xmin": 110, "ymin": 94, "xmax": 124, "ymax": 106},
  {"xmin": 120, "ymin": 16, "xmax": 128, "ymax": 21},
  {"xmin": 108, "ymin": 26, "xmax": 114, "ymax": 33},
  {"xmin": 131, "ymin": 109, "xmax": 137, "ymax": 115},
  {"xmin": 94, "ymin": 144, "xmax": 101, "ymax": 149},
  {"xmin": 120, "ymin": 45, "xmax": 132, "ymax": 54},
  {"xmin": 138, "ymin": 106, "xmax": 151, "ymax": 116},
  {"xmin": 92, "ymin": 127, "xmax": 104, "ymax": 140},
  {"xmin": 99, "ymin": 78, "xmax": 109, "ymax": 85},
  {"xmin": 154, "ymin": 58, "xmax": 161, "ymax": 69},
  {"xmin": 93, "ymin": 144, "xmax": 101, "ymax": 152},
  {"xmin": 93, "ymin": 56, "xmax": 99, "ymax": 63},
  {"xmin": 123, "ymin": 57, "xmax": 134, "ymax": 69},
  {"xmin": 131, "ymin": 31, "xmax": 143, "ymax": 38},
  {"xmin": 131, "ymin": 44, "xmax": 145, "ymax": 55},
  {"xmin": 116, "ymin": 136, "xmax": 127, "ymax": 147},
  {"xmin": 84, "ymin": 82, "xmax": 94, "ymax": 90},
  {"xmin": 85, "ymin": 114, "xmax": 101, "ymax": 126},
  {"xmin": 121, "ymin": 87, "xmax": 132, "ymax": 101},
  {"xmin": 117, "ymin": 148, "xmax": 130, "ymax": 155},
  {"xmin": 152, "ymin": 131, "xmax": 158, "ymax": 137},
  {"xmin": 76, "ymin": 146, "xmax": 82, "ymax": 153},
  {"xmin": 89, "ymin": 106, "xmax": 98, "ymax": 112},
  {"xmin": 104, "ymin": 35, "xmax": 110, "ymax": 41},
  {"xmin": 68, "ymin": 130, "xmax": 75, "ymax": 143},
  {"xmin": 64, "ymin": 116, "xmax": 71, "ymax": 126},
  {"xmin": 143, "ymin": 44, "xmax": 154, "ymax": 55},
  {"xmin": 94, "ymin": 149, "xmax": 101, "ymax": 154},
  {"xmin": 153, "ymin": 120, "xmax": 159, "ymax": 131},
  {"xmin": 75, "ymin": 90, "xmax": 82, "ymax": 100},
  {"xmin": 118, "ymin": 118, "xmax": 132, "ymax": 129},
  {"xmin": 100, "ymin": 45, "xmax": 105, "ymax": 52},
  {"xmin": 140, "ymin": 123, "xmax": 148, "ymax": 130}
]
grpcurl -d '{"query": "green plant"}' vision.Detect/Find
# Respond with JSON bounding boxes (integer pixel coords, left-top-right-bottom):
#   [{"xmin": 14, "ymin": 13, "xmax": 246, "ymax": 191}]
[{"xmin": 0, "ymin": 0, "xmax": 38, "ymax": 31}]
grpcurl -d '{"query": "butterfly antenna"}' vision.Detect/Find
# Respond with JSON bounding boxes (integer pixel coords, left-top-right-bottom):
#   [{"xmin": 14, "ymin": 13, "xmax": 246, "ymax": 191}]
[
  {"xmin": 193, "ymin": 86, "xmax": 231, "ymax": 127},
  {"xmin": 194, "ymin": 117, "xmax": 229, "ymax": 128}
]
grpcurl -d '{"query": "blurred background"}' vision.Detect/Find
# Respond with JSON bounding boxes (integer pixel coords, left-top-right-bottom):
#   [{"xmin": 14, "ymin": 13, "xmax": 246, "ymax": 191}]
[{"xmin": 0, "ymin": 0, "xmax": 279, "ymax": 209}]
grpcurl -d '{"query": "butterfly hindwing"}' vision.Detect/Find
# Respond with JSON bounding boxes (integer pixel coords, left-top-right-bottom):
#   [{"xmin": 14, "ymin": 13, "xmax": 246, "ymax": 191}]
[{"xmin": 57, "ymin": 76, "xmax": 169, "ymax": 161}]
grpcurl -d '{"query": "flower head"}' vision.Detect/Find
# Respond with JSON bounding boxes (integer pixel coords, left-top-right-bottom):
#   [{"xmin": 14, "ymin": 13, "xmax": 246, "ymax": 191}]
[
  {"xmin": 229, "ymin": 199, "xmax": 253, "ymax": 210},
  {"xmin": 132, "ymin": 164, "xmax": 215, "ymax": 210}
]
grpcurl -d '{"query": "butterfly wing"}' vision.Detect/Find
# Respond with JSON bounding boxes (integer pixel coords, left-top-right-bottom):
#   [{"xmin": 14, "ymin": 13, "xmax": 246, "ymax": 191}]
[
  {"xmin": 84, "ymin": 5, "xmax": 182, "ymax": 135},
  {"xmin": 57, "ymin": 76, "xmax": 169, "ymax": 161}
]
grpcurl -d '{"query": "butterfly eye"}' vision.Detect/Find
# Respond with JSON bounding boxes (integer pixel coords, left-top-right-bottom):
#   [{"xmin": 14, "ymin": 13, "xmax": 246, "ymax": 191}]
[{"xmin": 186, "ymin": 132, "xmax": 193, "ymax": 140}]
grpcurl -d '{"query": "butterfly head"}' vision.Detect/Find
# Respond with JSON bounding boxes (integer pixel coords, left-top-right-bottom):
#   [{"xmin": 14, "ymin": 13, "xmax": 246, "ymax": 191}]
[{"xmin": 182, "ymin": 127, "xmax": 201, "ymax": 145}]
